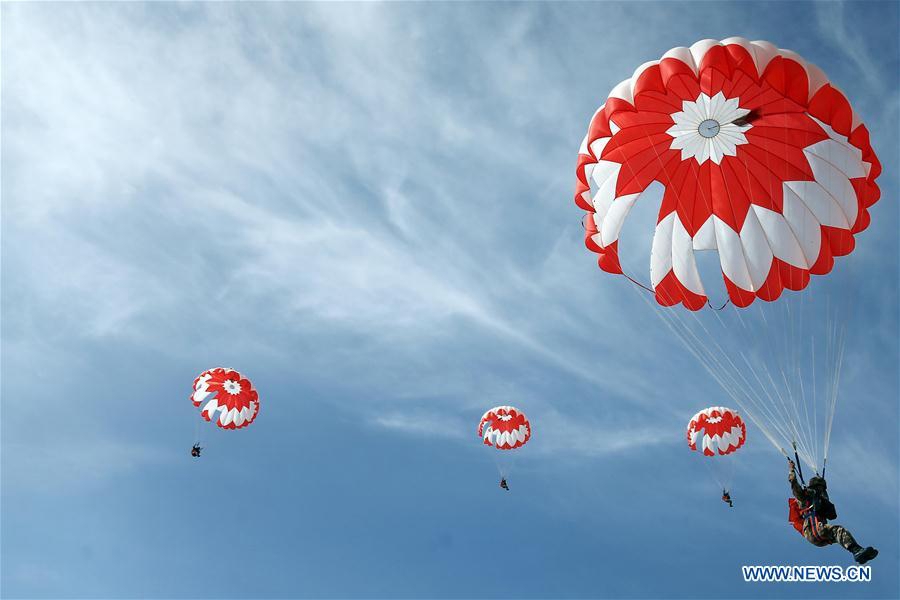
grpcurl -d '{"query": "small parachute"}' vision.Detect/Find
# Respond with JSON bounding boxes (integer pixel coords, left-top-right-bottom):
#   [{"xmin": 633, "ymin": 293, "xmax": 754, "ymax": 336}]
[
  {"xmin": 687, "ymin": 406, "xmax": 746, "ymax": 500},
  {"xmin": 686, "ymin": 406, "xmax": 746, "ymax": 457},
  {"xmin": 191, "ymin": 367, "xmax": 260, "ymax": 430},
  {"xmin": 478, "ymin": 406, "xmax": 531, "ymax": 450}
]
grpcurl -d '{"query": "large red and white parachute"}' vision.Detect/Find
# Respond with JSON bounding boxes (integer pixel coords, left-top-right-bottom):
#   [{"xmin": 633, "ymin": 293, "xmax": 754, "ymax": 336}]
[
  {"xmin": 574, "ymin": 39, "xmax": 882, "ymax": 474},
  {"xmin": 687, "ymin": 407, "xmax": 746, "ymax": 457},
  {"xmin": 191, "ymin": 367, "xmax": 259, "ymax": 430},
  {"xmin": 575, "ymin": 38, "xmax": 881, "ymax": 310},
  {"xmin": 478, "ymin": 406, "xmax": 531, "ymax": 450}
]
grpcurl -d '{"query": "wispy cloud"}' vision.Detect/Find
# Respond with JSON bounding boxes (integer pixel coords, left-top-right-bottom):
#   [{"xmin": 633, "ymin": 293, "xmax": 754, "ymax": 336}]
[
  {"xmin": 371, "ymin": 411, "xmax": 468, "ymax": 442},
  {"xmin": 2, "ymin": 439, "xmax": 174, "ymax": 494},
  {"xmin": 814, "ymin": 1, "xmax": 888, "ymax": 95},
  {"xmin": 531, "ymin": 407, "xmax": 677, "ymax": 458},
  {"xmin": 2, "ymin": 2, "xmax": 667, "ymax": 424}
]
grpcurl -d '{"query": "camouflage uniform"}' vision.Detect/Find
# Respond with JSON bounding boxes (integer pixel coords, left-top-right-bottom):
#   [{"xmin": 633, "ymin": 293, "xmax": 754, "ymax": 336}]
[{"xmin": 789, "ymin": 470, "xmax": 860, "ymax": 553}]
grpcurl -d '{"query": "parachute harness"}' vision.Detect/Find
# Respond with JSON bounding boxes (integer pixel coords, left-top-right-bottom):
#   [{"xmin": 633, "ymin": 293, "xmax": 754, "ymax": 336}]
[
  {"xmin": 797, "ymin": 488, "xmax": 831, "ymax": 545},
  {"xmin": 791, "ymin": 441, "xmax": 830, "ymax": 543}
]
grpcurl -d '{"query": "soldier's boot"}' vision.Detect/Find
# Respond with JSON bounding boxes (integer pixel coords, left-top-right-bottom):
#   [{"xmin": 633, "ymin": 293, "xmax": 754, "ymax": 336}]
[{"xmin": 853, "ymin": 547, "xmax": 878, "ymax": 564}]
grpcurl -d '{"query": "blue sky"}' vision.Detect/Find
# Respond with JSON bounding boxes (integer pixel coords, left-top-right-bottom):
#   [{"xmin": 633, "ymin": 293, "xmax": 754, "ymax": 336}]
[{"xmin": 1, "ymin": 2, "xmax": 897, "ymax": 598}]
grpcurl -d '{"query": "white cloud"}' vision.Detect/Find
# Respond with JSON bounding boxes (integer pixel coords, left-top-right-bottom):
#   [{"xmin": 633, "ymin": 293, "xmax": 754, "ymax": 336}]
[
  {"xmin": 2, "ymin": 439, "xmax": 173, "ymax": 494},
  {"xmin": 533, "ymin": 408, "xmax": 676, "ymax": 458},
  {"xmin": 814, "ymin": 2, "xmax": 887, "ymax": 95},
  {"xmin": 372, "ymin": 411, "xmax": 468, "ymax": 442}
]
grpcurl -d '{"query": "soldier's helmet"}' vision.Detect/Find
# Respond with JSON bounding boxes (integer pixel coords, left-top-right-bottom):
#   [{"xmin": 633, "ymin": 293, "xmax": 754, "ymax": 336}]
[{"xmin": 808, "ymin": 476, "xmax": 827, "ymax": 490}]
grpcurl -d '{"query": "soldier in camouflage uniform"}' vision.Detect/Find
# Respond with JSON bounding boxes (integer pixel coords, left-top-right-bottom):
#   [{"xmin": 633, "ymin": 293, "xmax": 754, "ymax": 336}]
[{"xmin": 788, "ymin": 459, "xmax": 877, "ymax": 564}]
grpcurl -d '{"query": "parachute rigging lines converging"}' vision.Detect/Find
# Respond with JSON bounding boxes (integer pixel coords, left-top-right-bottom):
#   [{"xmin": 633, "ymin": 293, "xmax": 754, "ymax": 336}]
[
  {"xmin": 644, "ymin": 287, "xmax": 848, "ymax": 473},
  {"xmin": 573, "ymin": 38, "xmax": 881, "ymax": 474}
]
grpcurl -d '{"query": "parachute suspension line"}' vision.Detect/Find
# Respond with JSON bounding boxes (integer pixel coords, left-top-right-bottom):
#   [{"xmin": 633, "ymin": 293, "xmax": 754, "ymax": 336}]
[
  {"xmin": 636, "ymin": 290, "xmax": 789, "ymax": 455},
  {"xmin": 675, "ymin": 308, "xmax": 795, "ymax": 451},
  {"xmin": 793, "ymin": 441, "xmax": 806, "ymax": 485},
  {"xmin": 714, "ymin": 308, "xmax": 809, "ymax": 465},
  {"xmin": 731, "ymin": 304, "xmax": 814, "ymax": 466},
  {"xmin": 672, "ymin": 307, "xmax": 814, "ymax": 468},
  {"xmin": 738, "ymin": 304, "xmax": 800, "ymax": 450},
  {"xmin": 741, "ymin": 297, "xmax": 819, "ymax": 470},
  {"xmin": 789, "ymin": 295, "xmax": 820, "ymax": 471},
  {"xmin": 812, "ymin": 335, "xmax": 819, "ymax": 472},
  {"xmin": 701, "ymin": 456, "xmax": 736, "ymax": 493},
  {"xmin": 492, "ymin": 449, "xmax": 521, "ymax": 480},
  {"xmin": 622, "ymin": 272, "xmax": 656, "ymax": 295},
  {"xmin": 656, "ymin": 302, "xmax": 751, "ymax": 410},
  {"xmin": 796, "ymin": 297, "xmax": 819, "ymax": 471},
  {"xmin": 823, "ymin": 286, "xmax": 848, "ymax": 472},
  {"xmin": 768, "ymin": 366, "xmax": 808, "ymax": 457},
  {"xmin": 804, "ymin": 288, "xmax": 847, "ymax": 473},
  {"xmin": 780, "ymin": 294, "xmax": 809, "ymax": 467},
  {"xmin": 491, "ymin": 451, "xmax": 505, "ymax": 479},
  {"xmin": 645, "ymin": 283, "xmax": 818, "ymax": 468},
  {"xmin": 820, "ymin": 244, "xmax": 863, "ymax": 475},
  {"xmin": 823, "ymin": 300, "xmax": 837, "ymax": 466},
  {"xmin": 790, "ymin": 295, "xmax": 818, "ymax": 470},
  {"xmin": 749, "ymin": 303, "xmax": 809, "ymax": 458},
  {"xmin": 832, "ymin": 306, "xmax": 845, "ymax": 457},
  {"xmin": 727, "ymin": 306, "xmax": 804, "ymax": 449},
  {"xmin": 700, "ymin": 304, "xmax": 807, "ymax": 456},
  {"xmin": 787, "ymin": 289, "xmax": 846, "ymax": 473},
  {"xmin": 830, "ymin": 324, "xmax": 846, "ymax": 458},
  {"xmin": 823, "ymin": 318, "xmax": 846, "ymax": 468},
  {"xmin": 702, "ymin": 459, "xmax": 722, "ymax": 491},
  {"xmin": 728, "ymin": 454, "xmax": 736, "ymax": 489}
]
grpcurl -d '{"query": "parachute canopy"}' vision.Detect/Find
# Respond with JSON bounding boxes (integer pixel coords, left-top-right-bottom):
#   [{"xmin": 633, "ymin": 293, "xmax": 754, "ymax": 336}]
[
  {"xmin": 478, "ymin": 406, "xmax": 531, "ymax": 450},
  {"xmin": 191, "ymin": 367, "xmax": 259, "ymax": 429},
  {"xmin": 687, "ymin": 406, "xmax": 746, "ymax": 457},
  {"xmin": 575, "ymin": 38, "xmax": 881, "ymax": 310}
]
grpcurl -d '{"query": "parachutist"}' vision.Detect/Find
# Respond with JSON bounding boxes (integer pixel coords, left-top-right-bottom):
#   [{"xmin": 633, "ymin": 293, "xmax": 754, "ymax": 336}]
[
  {"xmin": 500, "ymin": 478, "xmax": 509, "ymax": 491},
  {"xmin": 787, "ymin": 459, "xmax": 877, "ymax": 564},
  {"xmin": 722, "ymin": 490, "xmax": 733, "ymax": 508},
  {"xmin": 191, "ymin": 444, "xmax": 202, "ymax": 458}
]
